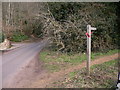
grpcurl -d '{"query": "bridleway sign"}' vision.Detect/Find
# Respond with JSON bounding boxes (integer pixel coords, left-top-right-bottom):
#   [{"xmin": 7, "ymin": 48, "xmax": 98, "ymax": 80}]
[{"xmin": 86, "ymin": 25, "xmax": 96, "ymax": 75}]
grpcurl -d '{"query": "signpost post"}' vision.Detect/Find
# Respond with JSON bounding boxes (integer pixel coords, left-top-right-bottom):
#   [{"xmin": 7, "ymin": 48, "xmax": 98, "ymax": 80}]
[{"xmin": 86, "ymin": 25, "xmax": 96, "ymax": 75}]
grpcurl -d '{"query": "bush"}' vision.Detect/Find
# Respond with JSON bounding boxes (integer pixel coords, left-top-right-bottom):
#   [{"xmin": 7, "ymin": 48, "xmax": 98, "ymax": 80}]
[
  {"xmin": 47, "ymin": 2, "xmax": 118, "ymax": 53},
  {"xmin": 0, "ymin": 33, "xmax": 4, "ymax": 43},
  {"xmin": 11, "ymin": 32, "xmax": 28, "ymax": 42}
]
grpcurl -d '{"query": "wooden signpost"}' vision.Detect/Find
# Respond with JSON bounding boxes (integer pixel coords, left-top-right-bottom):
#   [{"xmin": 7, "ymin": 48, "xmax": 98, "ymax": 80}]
[{"xmin": 86, "ymin": 25, "xmax": 96, "ymax": 75}]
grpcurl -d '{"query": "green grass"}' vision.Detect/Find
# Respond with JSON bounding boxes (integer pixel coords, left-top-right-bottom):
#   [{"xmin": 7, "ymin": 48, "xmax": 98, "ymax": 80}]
[
  {"xmin": 69, "ymin": 71, "xmax": 78, "ymax": 79},
  {"xmin": 40, "ymin": 51, "xmax": 86, "ymax": 72},
  {"xmin": 11, "ymin": 33, "xmax": 29, "ymax": 42},
  {"xmin": 40, "ymin": 49, "xmax": 119, "ymax": 72},
  {"xmin": 0, "ymin": 32, "xmax": 4, "ymax": 43},
  {"xmin": 45, "ymin": 64, "xmax": 60, "ymax": 72},
  {"xmin": 51, "ymin": 59, "xmax": 118, "ymax": 88},
  {"xmin": 91, "ymin": 49, "xmax": 119, "ymax": 60}
]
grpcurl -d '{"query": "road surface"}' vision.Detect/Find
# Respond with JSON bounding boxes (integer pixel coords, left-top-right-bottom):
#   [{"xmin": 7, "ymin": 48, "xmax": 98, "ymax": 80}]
[{"xmin": 2, "ymin": 39, "xmax": 48, "ymax": 87}]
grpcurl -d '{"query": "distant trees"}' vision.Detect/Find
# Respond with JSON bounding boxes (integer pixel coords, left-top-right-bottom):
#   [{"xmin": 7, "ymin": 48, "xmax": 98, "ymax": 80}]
[{"xmin": 2, "ymin": 2, "xmax": 47, "ymax": 39}]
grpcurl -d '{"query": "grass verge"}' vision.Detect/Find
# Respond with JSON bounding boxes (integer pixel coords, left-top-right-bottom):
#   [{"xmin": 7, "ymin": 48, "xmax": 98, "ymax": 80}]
[
  {"xmin": 50, "ymin": 59, "xmax": 118, "ymax": 88},
  {"xmin": 11, "ymin": 33, "xmax": 29, "ymax": 42},
  {"xmin": 40, "ymin": 49, "xmax": 119, "ymax": 72}
]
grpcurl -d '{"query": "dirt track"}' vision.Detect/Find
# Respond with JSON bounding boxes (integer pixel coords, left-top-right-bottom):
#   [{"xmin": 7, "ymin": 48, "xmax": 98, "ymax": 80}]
[{"xmin": 10, "ymin": 53, "xmax": 119, "ymax": 88}]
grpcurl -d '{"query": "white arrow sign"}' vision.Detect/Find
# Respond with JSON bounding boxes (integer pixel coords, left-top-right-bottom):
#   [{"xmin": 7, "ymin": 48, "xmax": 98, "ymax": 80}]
[{"xmin": 90, "ymin": 27, "xmax": 97, "ymax": 30}]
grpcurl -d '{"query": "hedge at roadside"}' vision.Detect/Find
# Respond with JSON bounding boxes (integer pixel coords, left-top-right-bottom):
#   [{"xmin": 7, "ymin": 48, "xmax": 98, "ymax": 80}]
[{"xmin": 47, "ymin": 2, "xmax": 119, "ymax": 53}]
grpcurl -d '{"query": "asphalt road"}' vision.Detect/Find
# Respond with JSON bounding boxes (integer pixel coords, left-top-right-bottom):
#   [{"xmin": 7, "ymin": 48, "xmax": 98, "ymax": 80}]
[{"xmin": 2, "ymin": 39, "xmax": 48, "ymax": 86}]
